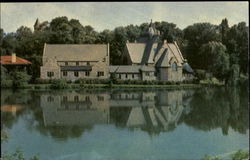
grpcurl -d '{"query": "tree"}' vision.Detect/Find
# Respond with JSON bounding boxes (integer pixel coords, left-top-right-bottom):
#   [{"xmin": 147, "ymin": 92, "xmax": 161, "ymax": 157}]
[
  {"xmin": 219, "ymin": 18, "xmax": 229, "ymax": 44},
  {"xmin": 69, "ymin": 19, "xmax": 85, "ymax": 43},
  {"xmin": 1, "ymin": 32, "xmax": 17, "ymax": 55},
  {"xmin": 49, "ymin": 16, "xmax": 74, "ymax": 43},
  {"xmin": 125, "ymin": 24, "xmax": 141, "ymax": 42},
  {"xmin": 199, "ymin": 41, "xmax": 229, "ymax": 81},
  {"xmin": 183, "ymin": 23, "xmax": 221, "ymax": 69}
]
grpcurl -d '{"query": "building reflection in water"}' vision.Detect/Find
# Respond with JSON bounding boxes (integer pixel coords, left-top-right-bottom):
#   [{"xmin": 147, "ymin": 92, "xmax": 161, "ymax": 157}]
[{"xmin": 40, "ymin": 89, "xmax": 193, "ymax": 133}]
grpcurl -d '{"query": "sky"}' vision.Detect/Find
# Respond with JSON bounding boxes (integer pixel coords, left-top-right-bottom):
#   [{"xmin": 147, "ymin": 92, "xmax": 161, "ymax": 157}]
[{"xmin": 0, "ymin": 2, "xmax": 249, "ymax": 33}]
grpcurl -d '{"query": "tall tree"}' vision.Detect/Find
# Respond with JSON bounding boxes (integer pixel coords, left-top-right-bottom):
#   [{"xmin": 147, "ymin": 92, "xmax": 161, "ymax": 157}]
[
  {"xmin": 199, "ymin": 41, "xmax": 230, "ymax": 80},
  {"xmin": 183, "ymin": 23, "xmax": 221, "ymax": 69}
]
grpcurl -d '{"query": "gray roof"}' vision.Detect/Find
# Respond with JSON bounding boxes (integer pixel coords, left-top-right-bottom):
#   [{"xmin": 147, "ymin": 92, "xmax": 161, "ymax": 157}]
[
  {"xmin": 60, "ymin": 66, "xmax": 92, "ymax": 71},
  {"xmin": 156, "ymin": 49, "xmax": 169, "ymax": 67},
  {"xmin": 109, "ymin": 65, "xmax": 155, "ymax": 73},
  {"xmin": 182, "ymin": 63, "xmax": 194, "ymax": 73},
  {"xmin": 43, "ymin": 44, "xmax": 108, "ymax": 61},
  {"xmin": 126, "ymin": 41, "xmax": 185, "ymax": 67}
]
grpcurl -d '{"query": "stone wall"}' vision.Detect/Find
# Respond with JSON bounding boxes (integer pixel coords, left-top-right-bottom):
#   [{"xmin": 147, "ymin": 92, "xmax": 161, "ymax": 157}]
[
  {"xmin": 141, "ymin": 71, "xmax": 156, "ymax": 81},
  {"xmin": 157, "ymin": 67, "xmax": 182, "ymax": 81}
]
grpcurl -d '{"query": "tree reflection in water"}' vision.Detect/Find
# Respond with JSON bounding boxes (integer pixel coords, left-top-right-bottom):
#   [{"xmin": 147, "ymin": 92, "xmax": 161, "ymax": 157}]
[
  {"xmin": 183, "ymin": 86, "xmax": 249, "ymax": 135},
  {"xmin": 1, "ymin": 86, "xmax": 248, "ymax": 141}
]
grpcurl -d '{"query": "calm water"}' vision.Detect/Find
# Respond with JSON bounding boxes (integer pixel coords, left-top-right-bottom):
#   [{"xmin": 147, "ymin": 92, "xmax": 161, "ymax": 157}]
[{"xmin": 1, "ymin": 86, "xmax": 249, "ymax": 160}]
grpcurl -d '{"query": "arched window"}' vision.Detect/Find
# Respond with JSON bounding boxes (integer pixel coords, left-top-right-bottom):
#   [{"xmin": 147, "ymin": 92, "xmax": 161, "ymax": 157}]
[{"xmin": 172, "ymin": 62, "xmax": 177, "ymax": 71}]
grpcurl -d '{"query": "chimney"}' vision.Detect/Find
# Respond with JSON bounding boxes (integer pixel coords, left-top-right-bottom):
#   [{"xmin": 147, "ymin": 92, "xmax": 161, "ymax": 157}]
[
  {"xmin": 163, "ymin": 39, "xmax": 167, "ymax": 44},
  {"xmin": 11, "ymin": 53, "xmax": 16, "ymax": 63},
  {"xmin": 126, "ymin": 40, "xmax": 129, "ymax": 43},
  {"xmin": 134, "ymin": 40, "xmax": 137, "ymax": 43}
]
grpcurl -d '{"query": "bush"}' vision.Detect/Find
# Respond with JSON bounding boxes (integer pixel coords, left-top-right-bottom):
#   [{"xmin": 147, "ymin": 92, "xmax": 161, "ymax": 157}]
[
  {"xmin": 75, "ymin": 78, "xmax": 110, "ymax": 84},
  {"xmin": 50, "ymin": 79, "xmax": 69, "ymax": 89},
  {"xmin": 1, "ymin": 80, "xmax": 13, "ymax": 88},
  {"xmin": 231, "ymin": 149, "xmax": 249, "ymax": 160},
  {"xmin": 33, "ymin": 78, "xmax": 51, "ymax": 84},
  {"xmin": 11, "ymin": 71, "xmax": 31, "ymax": 88}
]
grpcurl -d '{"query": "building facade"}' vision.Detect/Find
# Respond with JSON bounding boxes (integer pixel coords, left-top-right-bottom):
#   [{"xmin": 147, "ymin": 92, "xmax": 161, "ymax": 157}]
[
  {"xmin": 40, "ymin": 21, "xmax": 193, "ymax": 82},
  {"xmin": 40, "ymin": 43, "xmax": 110, "ymax": 81},
  {"xmin": 117, "ymin": 20, "xmax": 193, "ymax": 82}
]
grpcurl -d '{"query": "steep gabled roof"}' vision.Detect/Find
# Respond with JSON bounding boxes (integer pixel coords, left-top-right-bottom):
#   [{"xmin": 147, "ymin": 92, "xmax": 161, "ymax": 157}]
[
  {"xmin": 167, "ymin": 43, "xmax": 184, "ymax": 63},
  {"xmin": 156, "ymin": 49, "xmax": 169, "ymax": 67},
  {"xmin": 126, "ymin": 43, "xmax": 146, "ymax": 64},
  {"xmin": 43, "ymin": 44, "xmax": 108, "ymax": 62}
]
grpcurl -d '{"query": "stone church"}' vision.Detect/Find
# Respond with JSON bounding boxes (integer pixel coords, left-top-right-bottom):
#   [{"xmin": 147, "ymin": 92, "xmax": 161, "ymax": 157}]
[{"xmin": 110, "ymin": 20, "xmax": 193, "ymax": 82}]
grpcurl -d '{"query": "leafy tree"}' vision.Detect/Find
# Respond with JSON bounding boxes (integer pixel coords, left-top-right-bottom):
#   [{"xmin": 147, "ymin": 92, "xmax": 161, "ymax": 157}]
[
  {"xmin": 125, "ymin": 24, "xmax": 141, "ymax": 42},
  {"xmin": 183, "ymin": 23, "xmax": 221, "ymax": 69},
  {"xmin": 219, "ymin": 18, "xmax": 229, "ymax": 44},
  {"xmin": 199, "ymin": 41, "xmax": 230, "ymax": 80}
]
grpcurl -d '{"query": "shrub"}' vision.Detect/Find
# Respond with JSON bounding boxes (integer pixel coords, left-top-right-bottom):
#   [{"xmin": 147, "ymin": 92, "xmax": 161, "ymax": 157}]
[
  {"xmin": 1, "ymin": 80, "xmax": 13, "ymax": 88},
  {"xmin": 50, "ymin": 79, "xmax": 69, "ymax": 89},
  {"xmin": 195, "ymin": 69, "xmax": 206, "ymax": 80},
  {"xmin": 11, "ymin": 71, "xmax": 31, "ymax": 88},
  {"xmin": 231, "ymin": 149, "xmax": 249, "ymax": 160},
  {"xmin": 33, "ymin": 78, "xmax": 51, "ymax": 84}
]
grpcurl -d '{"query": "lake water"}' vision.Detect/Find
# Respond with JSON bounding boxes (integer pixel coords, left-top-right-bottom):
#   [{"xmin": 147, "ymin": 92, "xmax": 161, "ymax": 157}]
[{"xmin": 1, "ymin": 86, "xmax": 249, "ymax": 160}]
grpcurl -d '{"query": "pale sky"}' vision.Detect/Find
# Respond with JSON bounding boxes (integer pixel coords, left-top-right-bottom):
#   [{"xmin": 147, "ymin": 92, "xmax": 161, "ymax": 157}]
[{"xmin": 0, "ymin": 2, "xmax": 249, "ymax": 33}]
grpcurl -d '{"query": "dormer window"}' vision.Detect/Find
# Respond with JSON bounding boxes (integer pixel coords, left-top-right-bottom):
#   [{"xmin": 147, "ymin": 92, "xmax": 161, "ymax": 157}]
[
  {"xmin": 65, "ymin": 62, "xmax": 68, "ymax": 66},
  {"xmin": 76, "ymin": 62, "xmax": 79, "ymax": 66}
]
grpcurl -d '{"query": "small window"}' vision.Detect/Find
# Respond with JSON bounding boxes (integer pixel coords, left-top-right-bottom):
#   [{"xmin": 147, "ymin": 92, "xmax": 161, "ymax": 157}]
[
  {"xmin": 132, "ymin": 74, "xmax": 134, "ymax": 79},
  {"xmin": 172, "ymin": 62, "xmax": 178, "ymax": 71},
  {"xmin": 47, "ymin": 72, "xmax": 54, "ymax": 77},
  {"xmin": 103, "ymin": 58, "xmax": 106, "ymax": 62},
  {"xmin": 74, "ymin": 96, "xmax": 79, "ymax": 102},
  {"xmin": 76, "ymin": 62, "xmax": 79, "ymax": 66},
  {"xmin": 87, "ymin": 62, "xmax": 90, "ymax": 65},
  {"xmin": 63, "ymin": 71, "xmax": 67, "ymax": 76},
  {"xmin": 146, "ymin": 72, "xmax": 150, "ymax": 76},
  {"xmin": 97, "ymin": 71, "xmax": 104, "ymax": 77},
  {"xmin": 65, "ymin": 62, "xmax": 68, "ymax": 66},
  {"xmin": 119, "ymin": 74, "xmax": 121, "ymax": 79},
  {"xmin": 74, "ymin": 71, "xmax": 79, "ymax": 77},
  {"xmin": 125, "ymin": 74, "xmax": 128, "ymax": 78},
  {"xmin": 85, "ymin": 71, "xmax": 90, "ymax": 76}
]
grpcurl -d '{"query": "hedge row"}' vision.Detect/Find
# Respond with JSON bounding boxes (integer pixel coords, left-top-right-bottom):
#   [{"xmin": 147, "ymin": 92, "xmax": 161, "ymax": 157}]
[{"xmin": 33, "ymin": 78, "xmax": 199, "ymax": 86}]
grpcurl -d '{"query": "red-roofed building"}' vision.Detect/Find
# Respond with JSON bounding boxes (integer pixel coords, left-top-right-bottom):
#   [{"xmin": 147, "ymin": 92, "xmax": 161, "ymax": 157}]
[
  {"xmin": 0, "ymin": 53, "xmax": 32, "ymax": 72},
  {"xmin": 0, "ymin": 54, "xmax": 32, "ymax": 65}
]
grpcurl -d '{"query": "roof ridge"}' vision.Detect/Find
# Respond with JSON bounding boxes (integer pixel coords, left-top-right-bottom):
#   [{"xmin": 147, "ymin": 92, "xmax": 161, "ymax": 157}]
[{"xmin": 166, "ymin": 43, "xmax": 179, "ymax": 63}]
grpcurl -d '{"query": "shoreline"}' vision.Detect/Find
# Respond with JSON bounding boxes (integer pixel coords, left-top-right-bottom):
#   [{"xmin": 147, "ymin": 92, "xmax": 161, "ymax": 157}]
[{"xmin": 0, "ymin": 83, "xmax": 225, "ymax": 90}]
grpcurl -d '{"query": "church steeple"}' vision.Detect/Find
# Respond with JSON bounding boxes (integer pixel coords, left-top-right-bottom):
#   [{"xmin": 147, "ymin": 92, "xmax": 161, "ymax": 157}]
[
  {"xmin": 34, "ymin": 18, "xmax": 40, "ymax": 27},
  {"xmin": 148, "ymin": 19, "xmax": 160, "ymax": 38}
]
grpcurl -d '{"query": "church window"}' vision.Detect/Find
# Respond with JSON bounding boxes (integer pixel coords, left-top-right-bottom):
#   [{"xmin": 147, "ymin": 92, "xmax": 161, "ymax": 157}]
[{"xmin": 172, "ymin": 62, "xmax": 178, "ymax": 71}]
